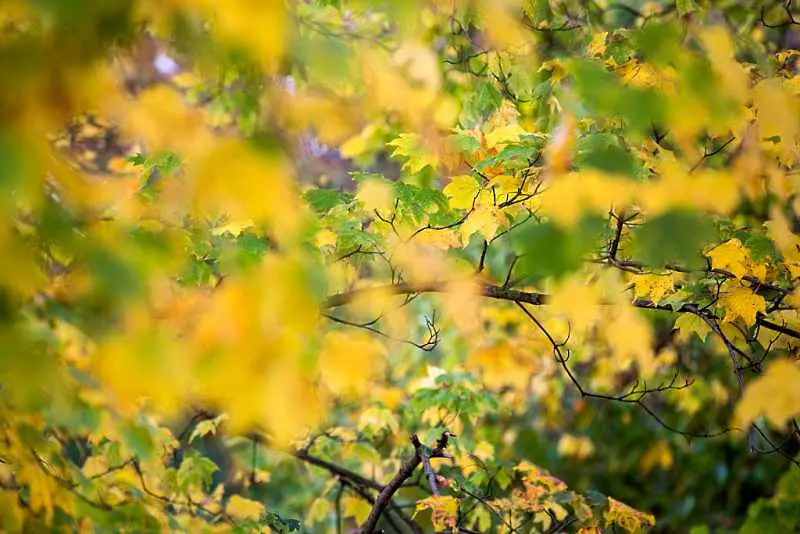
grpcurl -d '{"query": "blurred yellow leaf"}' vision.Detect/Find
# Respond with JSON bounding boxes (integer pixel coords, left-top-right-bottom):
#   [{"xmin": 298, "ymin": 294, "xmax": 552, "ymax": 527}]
[
  {"xmin": 700, "ymin": 26, "xmax": 748, "ymax": 104},
  {"xmin": 314, "ymin": 228, "xmax": 338, "ymax": 249},
  {"xmin": 357, "ymin": 179, "xmax": 395, "ymax": 213},
  {"xmin": 545, "ymin": 114, "xmax": 576, "ymax": 175},
  {"xmin": 318, "ymin": 331, "xmax": 386, "ymax": 396},
  {"xmin": 191, "ymin": 140, "xmax": 302, "ymax": 240},
  {"xmin": 342, "ymin": 495, "xmax": 372, "ymax": 523},
  {"xmin": 639, "ymin": 440, "xmax": 673, "ymax": 473},
  {"xmin": 754, "ymin": 78, "xmax": 799, "ymax": 164},
  {"xmin": 549, "ymin": 276, "xmax": 602, "ymax": 333},
  {"xmin": 227, "ymin": 495, "xmax": 264, "ymax": 521},
  {"xmin": 557, "ymin": 434, "xmax": 594, "ymax": 460},
  {"xmin": 736, "ymin": 359, "xmax": 800, "ymax": 427},
  {"xmin": 195, "ymin": 0, "xmax": 287, "ymax": 70},
  {"xmin": 305, "ymin": 497, "xmax": 331, "ymax": 527}
]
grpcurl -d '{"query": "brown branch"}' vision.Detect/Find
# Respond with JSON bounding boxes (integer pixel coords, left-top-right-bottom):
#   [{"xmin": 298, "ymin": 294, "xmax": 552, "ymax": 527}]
[
  {"xmin": 514, "ymin": 302, "xmax": 736, "ymax": 440},
  {"xmin": 293, "ymin": 449, "xmax": 384, "ymax": 492},
  {"xmin": 326, "ymin": 281, "xmax": 800, "ymax": 340},
  {"xmin": 325, "ymin": 281, "xmax": 546, "ymax": 309},
  {"xmin": 359, "ymin": 433, "xmax": 452, "ymax": 534},
  {"xmin": 418, "ymin": 450, "xmax": 440, "ymax": 496},
  {"xmin": 607, "ymin": 210, "xmax": 630, "ymax": 260}
]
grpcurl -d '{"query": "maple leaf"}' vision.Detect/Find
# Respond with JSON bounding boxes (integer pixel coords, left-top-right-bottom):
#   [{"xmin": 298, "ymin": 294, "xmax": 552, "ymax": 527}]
[
  {"xmin": 484, "ymin": 123, "xmax": 528, "ymax": 149},
  {"xmin": 674, "ymin": 313, "xmax": 712, "ymax": 343},
  {"xmin": 719, "ymin": 283, "xmax": 767, "ymax": 325},
  {"xmin": 227, "ymin": 495, "xmax": 264, "ymax": 521},
  {"xmin": 460, "ymin": 204, "xmax": 501, "ymax": 242},
  {"xmin": 415, "ymin": 495, "xmax": 459, "ymax": 530},
  {"xmin": 443, "ymin": 175, "xmax": 481, "ymax": 210},
  {"xmin": 342, "ymin": 495, "xmax": 372, "ymax": 523},
  {"xmin": 356, "ymin": 178, "xmax": 394, "ymax": 212},
  {"xmin": 632, "ymin": 273, "xmax": 679, "ymax": 303},
  {"xmin": 706, "ymin": 239, "xmax": 750, "ymax": 278},
  {"xmin": 387, "ymin": 133, "xmax": 439, "ymax": 174}
]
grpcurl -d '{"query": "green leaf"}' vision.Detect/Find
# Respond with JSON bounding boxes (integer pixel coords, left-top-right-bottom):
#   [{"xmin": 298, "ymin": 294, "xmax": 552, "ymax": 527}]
[
  {"xmin": 676, "ymin": 0, "xmax": 699, "ymax": 16},
  {"xmin": 176, "ymin": 450, "xmax": 219, "ymax": 492},
  {"xmin": 188, "ymin": 415, "xmax": 226, "ymax": 444},
  {"xmin": 633, "ymin": 22, "xmax": 683, "ymax": 66},
  {"xmin": 633, "ymin": 211, "xmax": 717, "ymax": 268},
  {"xmin": 574, "ymin": 133, "xmax": 640, "ymax": 176},
  {"xmin": 304, "ymin": 189, "xmax": 354, "ymax": 214},
  {"xmin": 527, "ymin": 0, "xmax": 553, "ymax": 24},
  {"xmin": 512, "ymin": 216, "xmax": 606, "ymax": 282},
  {"xmin": 569, "ymin": 59, "xmax": 666, "ymax": 133},
  {"xmin": 744, "ymin": 233, "xmax": 777, "ymax": 263},
  {"xmin": 122, "ymin": 422, "xmax": 156, "ymax": 462}
]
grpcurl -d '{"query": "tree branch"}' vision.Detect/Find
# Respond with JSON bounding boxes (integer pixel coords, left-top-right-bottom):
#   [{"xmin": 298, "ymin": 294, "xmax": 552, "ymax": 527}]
[
  {"xmin": 359, "ymin": 432, "xmax": 452, "ymax": 533},
  {"xmin": 326, "ymin": 282, "xmax": 800, "ymax": 340}
]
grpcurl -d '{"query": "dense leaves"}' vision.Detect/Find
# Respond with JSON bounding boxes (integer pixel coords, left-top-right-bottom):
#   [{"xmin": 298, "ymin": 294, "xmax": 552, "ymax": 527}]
[{"xmin": 2, "ymin": 0, "xmax": 800, "ymax": 533}]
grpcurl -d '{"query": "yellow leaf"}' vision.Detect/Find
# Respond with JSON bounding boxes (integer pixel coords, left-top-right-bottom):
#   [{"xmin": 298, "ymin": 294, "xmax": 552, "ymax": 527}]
[
  {"xmin": 466, "ymin": 343, "xmax": 529, "ymax": 390},
  {"xmin": 549, "ymin": 276, "xmax": 602, "ymax": 333},
  {"xmin": 357, "ymin": 407, "xmax": 400, "ymax": 435},
  {"xmin": 191, "ymin": 140, "xmax": 302, "ymax": 241},
  {"xmin": 318, "ymin": 331, "xmax": 386, "ymax": 395},
  {"xmin": 557, "ymin": 434, "xmax": 594, "ymax": 460},
  {"xmin": 460, "ymin": 204, "xmax": 500, "ymax": 242},
  {"xmin": 314, "ymin": 228, "xmax": 338, "ymax": 249},
  {"xmin": 720, "ymin": 283, "xmax": 767, "ymax": 325},
  {"xmin": 443, "ymin": 175, "xmax": 480, "ymax": 210},
  {"xmin": 632, "ymin": 273, "xmax": 679, "ymax": 303},
  {"xmin": 0, "ymin": 491, "xmax": 24, "ymax": 532},
  {"xmin": 736, "ymin": 359, "xmax": 800, "ymax": 427},
  {"xmin": 340, "ymin": 124, "xmax": 380, "ymax": 159},
  {"xmin": 198, "ymin": 0, "xmax": 286, "ymax": 70},
  {"xmin": 484, "ymin": 123, "xmax": 527, "ymax": 149},
  {"xmin": 342, "ymin": 495, "xmax": 372, "ymax": 524},
  {"xmin": 415, "ymin": 495, "xmax": 459, "ymax": 531},
  {"xmin": 212, "ymin": 219, "xmax": 255, "ymax": 237},
  {"xmin": 586, "ymin": 31, "xmax": 608, "ymax": 56},
  {"xmin": 357, "ymin": 179, "xmax": 395, "ymax": 213},
  {"xmin": 674, "ymin": 313, "xmax": 711, "ymax": 343},
  {"xmin": 639, "ymin": 440, "xmax": 673, "ymax": 473},
  {"xmin": 227, "ymin": 495, "xmax": 264, "ymax": 521},
  {"xmin": 107, "ymin": 86, "xmax": 211, "ymax": 157},
  {"xmin": 393, "ymin": 41, "xmax": 441, "ymax": 97},
  {"xmin": 604, "ymin": 497, "xmax": 655, "ymax": 532},
  {"xmin": 387, "ymin": 133, "xmax": 438, "ymax": 174},
  {"xmin": 605, "ymin": 305, "xmax": 655, "ymax": 378},
  {"xmin": 754, "ymin": 78, "xmax": 799, "ymax": 163},
  {"xmin": 492, "ymin": 174, "xmax": 523, "ymax": 196},
  {"xmin": 305, "ymin": 497, "xmax": 331, "ymax": 527},
  {"xmin": 478, "ymin": 0, "xmax": 530, "ymax": 50},
  {"xmin": 706, "ymin": 239, "xmax": 750, "ymax": 278},
  {"xmin": 700, "ymin": 26, "xmax": 749, "ymax": 104}
]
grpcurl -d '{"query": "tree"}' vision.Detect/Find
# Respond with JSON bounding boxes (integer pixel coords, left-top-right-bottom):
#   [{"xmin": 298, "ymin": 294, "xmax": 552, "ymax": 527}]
[{"xmin": 1, "ymin": 0, "xmax": 800, "ymax": 532}]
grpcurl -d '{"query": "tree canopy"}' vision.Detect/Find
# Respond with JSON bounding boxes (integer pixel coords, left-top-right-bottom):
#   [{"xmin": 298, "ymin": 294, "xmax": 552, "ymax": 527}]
[{"xmin": 2, "ymin": 0, "xmax": 800, "ymax": 532}]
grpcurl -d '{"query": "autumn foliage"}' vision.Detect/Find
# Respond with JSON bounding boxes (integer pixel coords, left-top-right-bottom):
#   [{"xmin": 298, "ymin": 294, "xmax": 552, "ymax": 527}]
[{"xmin": 3, "ymin": 0, "xmax": 800, "ymax": 532}]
